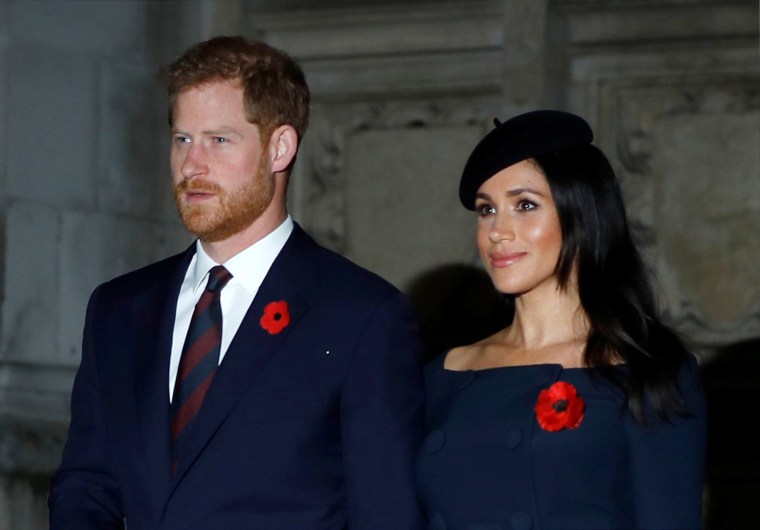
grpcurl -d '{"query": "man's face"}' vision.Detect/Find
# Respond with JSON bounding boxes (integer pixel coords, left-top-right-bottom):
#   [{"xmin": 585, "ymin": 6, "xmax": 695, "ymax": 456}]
[{"xmin": 171, "ymin": 80, "xmax": 274, "ymax": 242}]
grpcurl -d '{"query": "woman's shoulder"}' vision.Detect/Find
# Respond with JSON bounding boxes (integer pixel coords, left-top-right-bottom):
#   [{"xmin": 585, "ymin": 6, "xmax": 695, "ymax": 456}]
[
  {"xmin": 421, "ymin": 345, "xmax": 485, "ymax": 392},
  {"xmin": 440, "ymin": 343, "xmax": 482, "ymax": 371},
  {"xmin": 422, "ymin": 348, "xmax": 466, "ymax": 379}
]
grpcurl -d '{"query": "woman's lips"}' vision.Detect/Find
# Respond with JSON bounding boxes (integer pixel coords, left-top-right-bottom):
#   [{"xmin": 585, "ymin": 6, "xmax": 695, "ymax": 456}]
[{"xmin": 490, "ymin": 251, "xmax": 527, "ymax": 268}]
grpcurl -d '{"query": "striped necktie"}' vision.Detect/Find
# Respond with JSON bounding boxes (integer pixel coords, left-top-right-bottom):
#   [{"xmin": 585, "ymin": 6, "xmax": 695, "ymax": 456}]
[{"xmin": 170, "ymin": 265, "xmax": 232, "ymax": 472}]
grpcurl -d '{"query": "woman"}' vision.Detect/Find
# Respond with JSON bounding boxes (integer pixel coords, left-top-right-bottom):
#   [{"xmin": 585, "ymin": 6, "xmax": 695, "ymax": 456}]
[{"xmin": 416, "ymin": 110, "xmax": 706, "ymax": 530}]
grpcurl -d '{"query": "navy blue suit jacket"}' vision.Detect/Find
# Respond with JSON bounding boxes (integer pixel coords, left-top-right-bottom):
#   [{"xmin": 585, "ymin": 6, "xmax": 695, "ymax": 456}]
[{"xmin": 49, "ymin": 224, "xmax": 426, "ymax": 529}]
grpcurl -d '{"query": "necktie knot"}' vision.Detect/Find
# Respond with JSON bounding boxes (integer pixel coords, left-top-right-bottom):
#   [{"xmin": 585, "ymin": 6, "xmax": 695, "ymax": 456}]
[{"xmin": 206, "ymin": 265, "xmax": 232, "ymax": 293}]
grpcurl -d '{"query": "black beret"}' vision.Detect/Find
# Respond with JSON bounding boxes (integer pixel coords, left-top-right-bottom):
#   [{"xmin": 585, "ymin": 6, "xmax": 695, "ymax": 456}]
[{"xmin": 459, "ymin": 110, "xmax": 593, "ymax": 209}]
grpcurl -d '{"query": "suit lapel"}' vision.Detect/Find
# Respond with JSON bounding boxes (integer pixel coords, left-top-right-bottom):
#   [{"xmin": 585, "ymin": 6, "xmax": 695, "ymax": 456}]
[
  {"xmin": 133, "ymin": 247, "xmax": 194, "ymax": 502},
  {"xmin": 171, "ymin": 225, "xmax": 318, "ymax": 483}
]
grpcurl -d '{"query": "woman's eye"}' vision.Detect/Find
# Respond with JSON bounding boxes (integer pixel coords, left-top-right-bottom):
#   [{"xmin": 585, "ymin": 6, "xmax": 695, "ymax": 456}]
[
  {"xmin": 476, "ymin": 204, "xmax": 495, "ymax": 217},
  {"xmin": 516, "ymin": 199, "xmax": 537, "ymax": 211}
]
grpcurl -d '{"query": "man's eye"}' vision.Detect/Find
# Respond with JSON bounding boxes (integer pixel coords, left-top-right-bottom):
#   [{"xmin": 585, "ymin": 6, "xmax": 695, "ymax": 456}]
[{"xmin": 214, "ymin": 137, "xmax": 228, "ymax": 144}]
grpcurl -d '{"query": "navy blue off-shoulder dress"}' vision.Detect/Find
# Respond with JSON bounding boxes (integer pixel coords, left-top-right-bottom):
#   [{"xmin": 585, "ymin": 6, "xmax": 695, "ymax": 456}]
[{"xmin": 416, "ymin": 354, "xmax": 706, "ymax": 530}]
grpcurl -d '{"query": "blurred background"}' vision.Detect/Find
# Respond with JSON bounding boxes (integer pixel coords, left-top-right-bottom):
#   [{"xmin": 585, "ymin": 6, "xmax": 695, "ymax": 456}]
[{"xmin": 0, "ymin": 0, "xmax": 757, "ymax": 528}]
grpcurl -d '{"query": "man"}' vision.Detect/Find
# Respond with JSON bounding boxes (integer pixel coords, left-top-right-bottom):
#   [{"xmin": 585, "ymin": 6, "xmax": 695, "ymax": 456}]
[{"xmin": 48, "ymin": 36, "xmax": 425, "ymax": 529}]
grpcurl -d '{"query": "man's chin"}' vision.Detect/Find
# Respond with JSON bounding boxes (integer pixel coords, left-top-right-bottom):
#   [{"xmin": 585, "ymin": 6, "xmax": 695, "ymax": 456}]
[
  {"xmin": 180, "ymin": 212, "xmax": 259, "ymax": 243},
  {"xmin": 185, "ymin": 225, "xmax": 229, "ymax": 243},
  {"xmin": 179, "ymin": 210, "xmax": 222, "ymax": 241}
]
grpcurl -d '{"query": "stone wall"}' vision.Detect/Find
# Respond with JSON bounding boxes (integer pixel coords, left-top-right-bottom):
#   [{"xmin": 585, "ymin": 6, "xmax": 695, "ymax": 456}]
[
  {"xmin": 0, "ymin": 0, "xmax": 757, "ymax": 526},
  {"xmin": 0, "ymin": 1, "xmax": 196, "ymax": 527},
  {"xmin": 250, "ymin": 0, "xmax": 760, "ymax": 359}
]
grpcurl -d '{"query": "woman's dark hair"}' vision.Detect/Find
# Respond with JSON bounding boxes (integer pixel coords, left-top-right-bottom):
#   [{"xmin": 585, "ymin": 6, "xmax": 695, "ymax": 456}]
[{"xmin": 532, "ymin": 144, "xmax": 690, "ymax": 424}]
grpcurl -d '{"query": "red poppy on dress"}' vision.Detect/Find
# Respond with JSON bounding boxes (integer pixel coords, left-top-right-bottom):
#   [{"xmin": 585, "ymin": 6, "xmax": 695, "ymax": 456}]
[
  {"xmin": 534, "ymin": 381, "xmax": 585, "ymax": 432},
  {"xmin": 260, "ymin": 301, "xmax": 290, "ymax": 334}
]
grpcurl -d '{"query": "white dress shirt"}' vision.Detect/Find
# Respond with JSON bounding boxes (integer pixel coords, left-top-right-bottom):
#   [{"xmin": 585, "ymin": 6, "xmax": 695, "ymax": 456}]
[{"xmin": 169, "ymin": 216, "xmax": 294, "ymax": 400}]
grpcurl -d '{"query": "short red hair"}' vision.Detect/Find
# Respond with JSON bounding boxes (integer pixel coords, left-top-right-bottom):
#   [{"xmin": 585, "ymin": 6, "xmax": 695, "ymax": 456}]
[{"xmin": 163, "ymin": 35, "xmax": 310, "ymax": 141}]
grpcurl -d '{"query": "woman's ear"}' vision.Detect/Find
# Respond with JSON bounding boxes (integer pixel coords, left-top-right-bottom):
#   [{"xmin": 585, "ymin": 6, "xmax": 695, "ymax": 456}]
[{"xmin": 268, "ymin": 124, "xmax": 298, "ymax": 173}]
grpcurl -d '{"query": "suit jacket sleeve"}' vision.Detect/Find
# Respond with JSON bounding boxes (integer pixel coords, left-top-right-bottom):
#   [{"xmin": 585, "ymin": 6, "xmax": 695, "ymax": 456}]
[
  {"xmin": 339, "ymin": 291, "xmax": 426, "ymax": 529},
  {"xmin": 627, "ymin": 355, "xmax": 707, "ymax": 529},
  {"xmin": 48, "ymin": 284, "xmax": 125, "ymax": 529}
]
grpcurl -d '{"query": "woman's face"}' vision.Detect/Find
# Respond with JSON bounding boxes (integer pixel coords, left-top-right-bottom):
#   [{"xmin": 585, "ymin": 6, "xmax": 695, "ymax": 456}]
[{"xmin": 475, "ymin": 159, "xmax": 563, "ymax": 297}]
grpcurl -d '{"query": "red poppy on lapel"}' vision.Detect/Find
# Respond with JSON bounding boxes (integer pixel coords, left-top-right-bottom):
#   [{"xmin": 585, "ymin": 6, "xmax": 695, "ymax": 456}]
[
  {"xmin": 260, "ymin": 301, "xmax": 290, "ymax": 334},
  {"xmin": 534, "ymin": 381, "xmax": 585, "ymax": 432}
]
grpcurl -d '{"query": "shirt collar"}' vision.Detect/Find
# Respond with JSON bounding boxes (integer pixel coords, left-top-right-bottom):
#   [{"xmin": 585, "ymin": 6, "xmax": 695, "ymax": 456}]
[{"xmin": 190, "ymin": 216, "xmax": 294, "ymax": 294}]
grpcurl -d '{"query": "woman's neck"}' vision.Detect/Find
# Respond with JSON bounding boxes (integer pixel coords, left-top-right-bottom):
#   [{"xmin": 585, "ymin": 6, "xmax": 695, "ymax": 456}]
[{"xmin": 508, "ymin": 284, "xmax": 587, "ymax": 350}]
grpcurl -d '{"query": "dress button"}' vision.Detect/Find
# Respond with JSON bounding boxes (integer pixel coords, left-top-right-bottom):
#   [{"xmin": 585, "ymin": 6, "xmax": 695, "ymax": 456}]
[
  {"xmin": 505, "ymin": 427, "xmax": 522, "ymax": 449},
  {"xmin": 423, "ymin": 430, "xmax": 446, "ymax": 454},
  {"xmin": 455, "ymin": 371, "xmax": 475, "ymax": 389},
  {"xmin": 510, "ymin": 511, "xmax": 532, "ymax": 530},
  {"xmin": 429, "ymin": 512, "xmax": 447, "ymax": 530}
]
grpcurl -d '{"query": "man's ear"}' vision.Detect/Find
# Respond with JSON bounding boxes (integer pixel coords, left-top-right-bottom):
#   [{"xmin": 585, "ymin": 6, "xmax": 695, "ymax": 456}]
[{"xmin": 268, "ymin": 125, "xmax": 298, "ymax": 173}]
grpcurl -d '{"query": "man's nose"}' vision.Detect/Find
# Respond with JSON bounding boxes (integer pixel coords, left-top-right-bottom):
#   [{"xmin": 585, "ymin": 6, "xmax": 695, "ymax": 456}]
[{"xmin": 180, "ymin": 143, "xmax": 208, "ymax": 180}]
